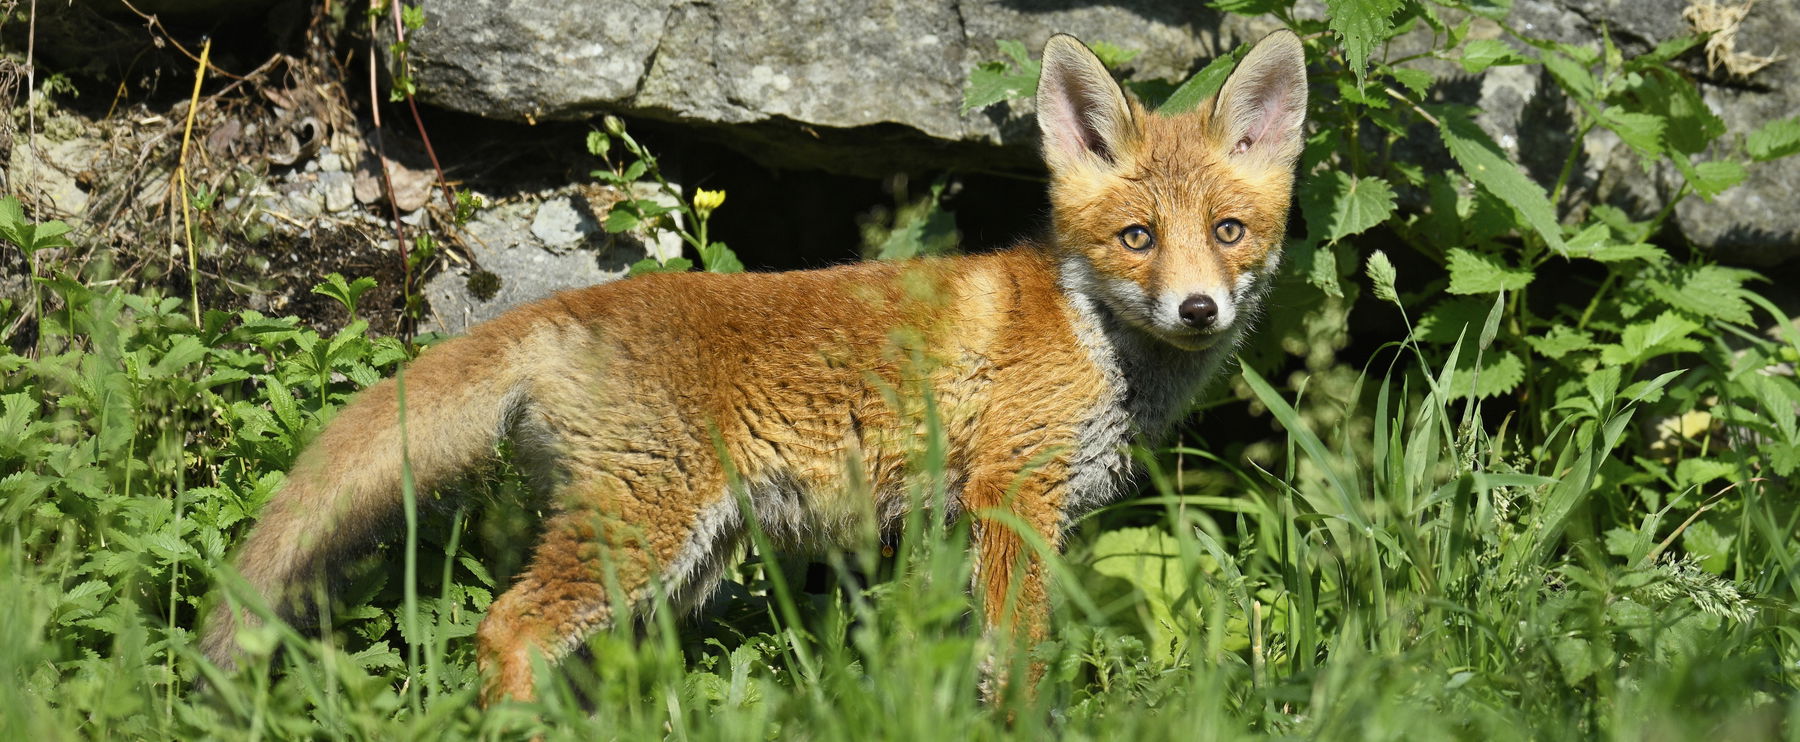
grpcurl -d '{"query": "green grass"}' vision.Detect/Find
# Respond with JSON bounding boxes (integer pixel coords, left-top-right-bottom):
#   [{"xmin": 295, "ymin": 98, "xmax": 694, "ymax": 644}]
[{"xmin": 1, "ymin": 268, "xmax": 1795, "ymax": 740}]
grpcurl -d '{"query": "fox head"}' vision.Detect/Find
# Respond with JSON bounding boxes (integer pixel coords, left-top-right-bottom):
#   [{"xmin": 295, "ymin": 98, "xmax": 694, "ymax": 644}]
[{"xmin": 1038, "ymin": 31, "xmax": 1307, "ymax": 351}]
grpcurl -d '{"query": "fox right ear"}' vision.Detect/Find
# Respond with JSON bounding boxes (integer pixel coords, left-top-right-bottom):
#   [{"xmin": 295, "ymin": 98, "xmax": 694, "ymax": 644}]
[
  {"xmin": 1036, "ymin": 34, "xmax": 1134, "ymax": 171},
  {"xmin": 1212, "ymin": 30, "xmax": 1308, "ymax": 167}
]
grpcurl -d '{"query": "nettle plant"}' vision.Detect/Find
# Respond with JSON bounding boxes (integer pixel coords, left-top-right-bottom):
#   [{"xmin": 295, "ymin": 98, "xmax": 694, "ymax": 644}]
[{"xmin": 968, "ymin": 1, "xmax": 1800, "ymax": 572}]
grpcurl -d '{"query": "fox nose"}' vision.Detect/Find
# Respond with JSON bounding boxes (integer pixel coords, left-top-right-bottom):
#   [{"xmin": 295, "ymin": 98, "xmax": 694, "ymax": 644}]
[{"xmin": 1179, "ymin": 295, "xmax": 1219, "ymax": 329}]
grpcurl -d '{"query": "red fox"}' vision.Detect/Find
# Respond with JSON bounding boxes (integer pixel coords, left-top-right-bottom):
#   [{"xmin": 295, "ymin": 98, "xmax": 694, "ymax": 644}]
[{"xmin": 202, "ymin": 31, "xmax": 1308, "ymax": 705}]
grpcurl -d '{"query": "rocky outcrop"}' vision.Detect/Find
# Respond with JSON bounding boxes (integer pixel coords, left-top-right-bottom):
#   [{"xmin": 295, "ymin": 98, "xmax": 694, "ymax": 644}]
[
  {"xmin": 406, "ymin": 0, "xmax": 1227, "ymax": 175},
  {"xmin": 1501, "ymin": 0, "xmax": 1799, "ymax": 264},
  {"xmin": 407, "ymin": 0, "xmax": 1799, "ymax": 263}
]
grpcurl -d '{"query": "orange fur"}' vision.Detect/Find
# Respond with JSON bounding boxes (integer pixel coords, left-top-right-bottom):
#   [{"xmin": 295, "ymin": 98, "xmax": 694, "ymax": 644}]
[{"xmin": 201, "ymin": 31, "xmax": 1309, "ymax": 707}]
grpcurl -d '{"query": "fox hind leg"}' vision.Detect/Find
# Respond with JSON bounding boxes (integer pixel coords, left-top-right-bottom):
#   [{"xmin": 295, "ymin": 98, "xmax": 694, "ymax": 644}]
[{"xmin": 475, "ymin": 489, "xmax": 742, "ymax": 705}]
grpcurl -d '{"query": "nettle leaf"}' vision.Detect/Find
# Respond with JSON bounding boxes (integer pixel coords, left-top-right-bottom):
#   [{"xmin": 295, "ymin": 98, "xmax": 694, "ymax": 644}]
[
  {"xmin": 1208, "ymin": 0, "xmax": 1291, "ymax": 13},
  {"xmin": 1446, "ymin": 248, "xmax": 1533, "ymax": 294},
  {"xmin": 1438, "ymin": 111, "xmax": 1566, "ymax": 252},
  {"xmin": 1526, "ymin": 325, "xmax": 1597, "ymax": 360},
  {"xmin": 1459, "ymin": 38, "xmax": 1525, "ymax": 73},
  {"xmin": 1678, "ymin": 159, "xmax": 1747, "ymax": 200},
  {"xmin": 1629, "ymin": 68, "xmax": 1724, "ymax": 155},
  {"xmin": 1540, "ymin": 51, "xmax": 1595, "ymax": 101},
  {"xmin": 1413, "ymin": 298, "xmax": 1490, "ymax": 344},
  {"xmin": 1388, "ymin": 66, "xmax": 1434, "ymax": 98},
  {"xmin": 1562, "ymin": 222, "xmax": 1667, "ymax": 263},
  {"xmin": 1300, "ymin": 171, "xmax": 1396, "ymax": 245},
  {"xmin": 1087, "ymin": 41, "xmax": 1141, "ymax": 69},
  {"xmin": 1159, "ymin": 47, "xmax": 1247, "ymax": 115},
  {"xmin": 1649, "ymin": 264, "xmax": 1755, "ymax": 324},
  {"xmin": 1747, "ymin": 116, "xmax": 1800, "ymax": 161},
  {"xmin": 1600, "ymin": 109, "xmax": 1666, "ymax": 161},
  {"xmin": 1325, "ymin": 0, "xmax": 1406, "ymax": 80},
  {"xmin": 963, "ymin": 39, "xmax": 1040, "ymax": 112},
  {"xmin": 1601, "ymin": 311, "xmax": 1702, "ymax": 365},
  {"xmin": 1446, "ymin": 348, "xmax": 1525, "ymax": 399},
  {"xmin": 1675, "ymin": 458, "xmax": 1736, "ymax": 489}
]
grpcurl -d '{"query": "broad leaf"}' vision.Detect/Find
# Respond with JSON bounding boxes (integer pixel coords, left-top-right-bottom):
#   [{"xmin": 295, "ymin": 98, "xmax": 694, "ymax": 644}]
[
  {"xmin": 1325, "ymin": 0, "xmax": 1405, "ymax": 80},
  {"xmin": 1300, "ymin": 171, "xmax": 1396, "ymax": 245},
  {"xmin": 1446, "ymin": 248, "xmax": 1533, "ymax": 294},
  {"xmin": 1459, "ymin": 38, "xmax": 1525, "ymax": 73},
  {"xmin": 1438, "ymin": 111, "xmax": 1566, "ymax": 252},
  {"xmin": 1159, "ymin": 47, "xmax": 1247, "ymax": 115},
  {"xmin": 963, "ymin": 39, "xmax": 1040, "ymax": 112},
  {"xmin": 1746, "ymin": 116, "xmax": 1800, "ymax": 161}
]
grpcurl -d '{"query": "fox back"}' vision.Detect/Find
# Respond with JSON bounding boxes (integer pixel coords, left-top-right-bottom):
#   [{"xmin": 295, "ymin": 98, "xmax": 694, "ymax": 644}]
[{"xmin": 201, "ymin": 31, "xmax": 1308, "ymax": 707}]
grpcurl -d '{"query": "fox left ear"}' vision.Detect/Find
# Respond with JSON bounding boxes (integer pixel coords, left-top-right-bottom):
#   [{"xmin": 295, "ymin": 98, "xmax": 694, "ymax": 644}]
[
  {"xmin": 1213, "ymin": 30, "xmax": 1308, "ymax": 166},
  {"xmin": 1037, "ymin": 34, "xmax": 1135, "ymax": 172}
]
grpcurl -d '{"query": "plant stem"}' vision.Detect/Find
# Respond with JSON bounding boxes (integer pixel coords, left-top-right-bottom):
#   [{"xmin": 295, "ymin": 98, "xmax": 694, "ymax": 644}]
[
  {"xmin": 1577, "ymin": 271, "xmax": 1617, "ymax": 330},
  {"xmin": 177, "ymin": 38, "xmax": 212, "ymax": 325},
  {"xmin": 1549, "ymin": 117, "xmax": 1597, "ymax": 210}
]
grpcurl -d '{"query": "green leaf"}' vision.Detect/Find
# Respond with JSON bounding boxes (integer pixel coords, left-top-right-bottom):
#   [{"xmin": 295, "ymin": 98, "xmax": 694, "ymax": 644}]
[
  {"xmin": 1630, "ymin": 69, "xmax": 1724, "ymax": 155},
  {"xmin": 1388, "ymin": 66, "xmax": 1434, "ymax": 98},
  {"xmin": 1539, "ymin": 51, "xmax": 1596, "ymax": 101},
  {"xmin": 1089, "ymin": 526, "xmax": 1193, "ymax": 659},
  {"xmin": 1680, "ymin": 519, "xmax": 1734, "ymax": 573},
  {"xmin": 699, "ymin": 242, "xmax": 745, "ymax": 274},
  {"xmin": 1561, "ymin": 222, "xmax": 1667, "ymax": 263},
  {"xmin": 1325, "ymin": 0, "xmax": 1406, "ymax": 80},
  {"xmin": 603, "ymin": 206, "xmax": 641, "ymax": 234},
  {"xmin": 1413, "ymin": 298, "xmax": 1490, "ymax": 344},
  {"xmin": 1600, "ymin": 109, "xmax": 1665, "ymax": 160},
  {"xmin": 1525, "ymin": 325, "xmax": 1596, "ymax": 359},
  {"xmin": 1679, "ymin": 159, "xmax": 1747, "ymax": 200},
  {"xmin": 1087, "ymin": 41, "xmax": 1141, "ymax": 69},
  {"xmin": 1600, "ymin": 311, "xmax": 1702, "ymax": 365},
  {"xmin": 311, "ymin": 273, "xmax": 377, "ymax": 317},
  {"xmin": 1300, "ymin": 171, "xmax": 1396, "ymax": 245},
  {"xmin": 628, "ymin": 256, "xmax": 693, "ymax": 277},
  {"xmin": 1208, "ymin": 0, "xmax": 1291, "ymax": 13},
  {"xmin": 1158, "ymin": 47, "xmax": 1247, "ymax": 115},
  {"xmin": 1446, "ymin": 349, "xmax": 1525, "ymax": 399},
  {"xmin": 1746, "ymin": 116, "xmax": 1800, "ymax": 161},
  {"xmin": 1648, "ymin": 264, "xmax": 1755, "ymax": 324},
  {"xmin": 1675, "ymin": 458, "xmax": 1736, "ymax": 490},
  {"xmin": 1445, "ymin": 248, "xmax": 1533, "ymax": 294},
  {"xmin": 1292, "ymin": 241, "xmax": 1343, "ymax": 298},
  {"xmin": 962, "ymin": 39, "xmax": 1040, "ymax": 112},
  {"xmin": 1552, "ymin": 637, "xmax": 1601, "ymax": 684},
  {"xmin": 1463, "ymin": 0, "xmax": 1513, "ymax": 20},
  {"xmin": 1631, "ymin": 34, "xmax": 1705, "ymax": 68},
  {"xmin": 1437, "ymin": 110, "xmax": 1566, "ymax": 252}
]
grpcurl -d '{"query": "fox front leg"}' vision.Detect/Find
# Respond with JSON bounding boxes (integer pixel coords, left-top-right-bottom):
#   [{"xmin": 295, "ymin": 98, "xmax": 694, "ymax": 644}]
[{"xmin": 963, "ymin": 455, "xmax": 1074, "ymax": 706}]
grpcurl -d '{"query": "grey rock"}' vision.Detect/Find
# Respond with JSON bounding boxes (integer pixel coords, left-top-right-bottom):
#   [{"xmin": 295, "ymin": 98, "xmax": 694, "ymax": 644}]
[
  {"xmin": 10, "ymin": 137, "xmax": 97, "ymax": 217},
  {"xmin": 408, "ymin": 0, "xmax": 1225, "ymax": 174},
  {"xmin": 1500, "ymin": 0, "xmax": 1800, "ymax": 263},
  {"xmin": 320, "ymin": 172, "xmax": 356, "ymax": 213},
  {"xmin": 409, "ymin": 0, "xmax": 1796, "ymax": 259},
  {"xmin": 422, "ymin": 188, "xmax": 671, "ymax": 335},
  {"xmin": 529, "ymin": 195, "xmax": 601, "ymax": 248}
]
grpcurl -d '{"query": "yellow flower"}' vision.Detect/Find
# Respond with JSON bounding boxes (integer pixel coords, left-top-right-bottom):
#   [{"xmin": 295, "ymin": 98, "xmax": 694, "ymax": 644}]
[{"xmin": 693, "ymin": 188, "xmax": 727, "ymax": 215}]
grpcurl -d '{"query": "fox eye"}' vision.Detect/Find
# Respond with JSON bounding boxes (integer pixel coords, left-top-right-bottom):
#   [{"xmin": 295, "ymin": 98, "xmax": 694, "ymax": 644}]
[
  {"xmin": 1214, "ymin": 219, "xmax": 1245, "ymax": 245},
  {"xmin": 1118, "ymin": 225, "xmax": 1155, "ymax": 251}
]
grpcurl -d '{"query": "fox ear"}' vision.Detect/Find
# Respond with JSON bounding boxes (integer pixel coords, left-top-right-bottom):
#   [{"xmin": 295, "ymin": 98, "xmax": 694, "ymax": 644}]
[
  {"xmin": 1036, "ymin": 34, "xmax": 1134, "ymax": 170},
  {"xmin": 1212, "ymin": 30, "xmax": 1308, "ymax": 166}
]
